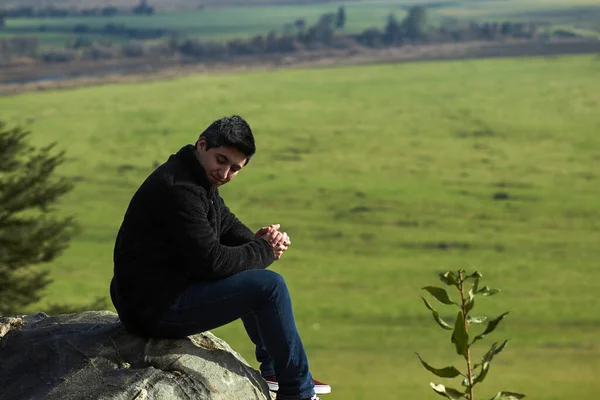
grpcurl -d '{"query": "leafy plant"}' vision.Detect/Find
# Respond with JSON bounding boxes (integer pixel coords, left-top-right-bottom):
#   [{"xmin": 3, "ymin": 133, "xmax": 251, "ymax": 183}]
[{"xmin": 416, "ymin": 270, "xmax": 525, "ymax": 400}]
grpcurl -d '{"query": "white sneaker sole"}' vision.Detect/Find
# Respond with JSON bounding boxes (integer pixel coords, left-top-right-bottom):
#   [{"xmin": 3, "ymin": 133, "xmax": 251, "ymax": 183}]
[{"xmin": 267, "ymin": 380, "xmax": 331, "ymax": 394}]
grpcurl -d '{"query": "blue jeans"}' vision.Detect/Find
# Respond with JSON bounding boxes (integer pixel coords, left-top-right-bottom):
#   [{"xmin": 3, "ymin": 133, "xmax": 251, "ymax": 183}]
[{"xmin": 151, "ymin": 269, "xmax": 315, "ymax": 400}]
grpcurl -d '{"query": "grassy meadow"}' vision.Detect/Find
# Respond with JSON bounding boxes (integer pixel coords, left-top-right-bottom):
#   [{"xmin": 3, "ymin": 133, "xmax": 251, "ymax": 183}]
[
  {"xmin": 1, "ymin": 54, "xmax": 600, "ymax": 399},
  {"xmin": 2, "ymin": 0, "xmax": 599, "ymax": 49}
]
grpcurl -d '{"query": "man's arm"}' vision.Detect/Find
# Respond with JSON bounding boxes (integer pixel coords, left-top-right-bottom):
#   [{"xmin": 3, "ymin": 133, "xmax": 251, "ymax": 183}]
[
  {"xmin": 219, "ymin": 198, "xmax": 256, "ymax": 246},
  {"xmin": 219, "ymin": 196, "xmax": 292, "ymax": 258},
  {"xmin": 165, "ymin": 185, "xmax": 275, "ymax": 280}
]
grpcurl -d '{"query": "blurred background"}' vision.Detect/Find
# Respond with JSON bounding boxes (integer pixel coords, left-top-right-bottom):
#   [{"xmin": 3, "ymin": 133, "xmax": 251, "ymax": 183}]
[{"xmin": 1, "ymin": 0, "xmax": 599, "ymax": 399}]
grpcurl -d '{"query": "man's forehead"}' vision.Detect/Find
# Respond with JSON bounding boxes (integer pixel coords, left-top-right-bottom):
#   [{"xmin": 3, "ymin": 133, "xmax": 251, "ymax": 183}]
[{"xmin": 214, "ymin": 147, "xmax": 246, "ymax": 167}]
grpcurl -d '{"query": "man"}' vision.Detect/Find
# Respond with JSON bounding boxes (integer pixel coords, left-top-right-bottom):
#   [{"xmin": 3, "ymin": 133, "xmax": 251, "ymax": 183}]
[{"xmin": 109, "ymin": 115, "xmax": 330, "ymax": 400}]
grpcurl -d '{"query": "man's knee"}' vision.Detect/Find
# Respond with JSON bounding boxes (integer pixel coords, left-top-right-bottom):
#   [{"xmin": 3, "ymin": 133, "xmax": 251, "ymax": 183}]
[
  {"xmin": 266, "ymin": 269, "xmax": 287, "ymax": 290},
  {"xmin": 243, "ymin": 269, "xmax": 288, "ymax": 295}
]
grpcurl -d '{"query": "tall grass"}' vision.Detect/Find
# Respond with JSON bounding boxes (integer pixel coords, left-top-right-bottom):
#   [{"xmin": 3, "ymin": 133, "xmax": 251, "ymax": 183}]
[{"xmin": 0, "ymin": 54, "xmax": 598, "ymax": 399}]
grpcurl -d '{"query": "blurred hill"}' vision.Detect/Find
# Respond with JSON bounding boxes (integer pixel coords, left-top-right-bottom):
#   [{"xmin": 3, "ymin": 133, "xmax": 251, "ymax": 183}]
[
  {"xmin": 1, "ymin": 0, "xmax": 598, "ymax": 88},
  {"xmin": 2, "ymin": 0, "xmax": 354, "ymax": 11}
]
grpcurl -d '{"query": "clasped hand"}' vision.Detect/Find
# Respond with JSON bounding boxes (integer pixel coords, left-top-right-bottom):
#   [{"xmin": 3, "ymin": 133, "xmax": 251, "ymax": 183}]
[{"xmin": 255, "ymin": 224, "xmax": 290, "ymax": 260}]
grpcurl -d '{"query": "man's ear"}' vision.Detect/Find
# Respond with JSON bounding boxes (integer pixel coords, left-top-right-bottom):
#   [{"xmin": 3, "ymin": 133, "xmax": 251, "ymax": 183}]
[{"xmin": 196, "ymin": 136, "xmax": 206, "ymax": 152}]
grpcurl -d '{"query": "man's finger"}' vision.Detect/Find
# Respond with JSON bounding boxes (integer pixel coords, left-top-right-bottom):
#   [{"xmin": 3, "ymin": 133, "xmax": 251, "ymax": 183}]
[
  {"xmin": 256, "ymin": 224, "xmax": 281, "ymax": 237},
  {"xmin": 276, "ymin": 232, "xmax": 288, "ymax": 243},
  {"xmin": 265, "ymin": 232, "xmax": 282, "ymax": 248},
  {"xmin": 257, "ymin": 225, "xmax": 274, "ymax": 235}
]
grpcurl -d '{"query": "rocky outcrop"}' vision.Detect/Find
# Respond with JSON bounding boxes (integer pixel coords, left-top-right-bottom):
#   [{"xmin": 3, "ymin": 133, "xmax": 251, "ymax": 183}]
[{"xmin": 0, "ymin": 311, "xmax": 275, "ymax": 400}]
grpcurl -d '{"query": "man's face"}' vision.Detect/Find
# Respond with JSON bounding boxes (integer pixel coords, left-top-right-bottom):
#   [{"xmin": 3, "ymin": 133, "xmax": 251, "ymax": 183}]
[{"xmin": 195, "ymin": 137, "xmax": 247, "ymax": 187}]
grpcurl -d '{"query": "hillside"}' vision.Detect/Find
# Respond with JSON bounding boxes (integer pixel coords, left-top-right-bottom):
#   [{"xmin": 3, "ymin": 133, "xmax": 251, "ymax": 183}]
[
  {"xmin": 1, "ymin": 0, "xmax": 598, "ymax": 55},
  {"xmin": 0, "ymin": 54, "xmax": 598, "ymax": 400},
  {"xmin": 6, "ymin": 0, "xmax": 364, "ymax": 10},
  {"xmin": 2, "ymin": 0, "xmax": 600, "ymax": 11}
]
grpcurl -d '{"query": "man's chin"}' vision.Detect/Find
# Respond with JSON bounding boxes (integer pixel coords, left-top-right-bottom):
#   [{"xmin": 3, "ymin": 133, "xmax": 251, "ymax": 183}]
[{"xmin": 209, "ymin": 176, "xmax": 226, "ymax": 186}]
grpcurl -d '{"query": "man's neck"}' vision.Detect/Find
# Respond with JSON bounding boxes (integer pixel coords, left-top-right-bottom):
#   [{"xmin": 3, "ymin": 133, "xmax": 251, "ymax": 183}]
[{"xmin": 191, "ymin": 146, "xmax": 217, "ymax": 191}]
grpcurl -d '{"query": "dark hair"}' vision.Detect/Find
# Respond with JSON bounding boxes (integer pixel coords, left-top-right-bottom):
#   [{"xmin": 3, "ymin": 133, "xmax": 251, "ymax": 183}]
[{"xmin": 198, "ymin": 115, "xmax": 256, "ymax": 164}]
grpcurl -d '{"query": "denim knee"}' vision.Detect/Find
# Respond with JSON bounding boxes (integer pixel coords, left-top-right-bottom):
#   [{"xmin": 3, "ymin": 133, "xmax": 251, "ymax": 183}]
[{"xmin": 247, "ymin": 269, "xmax": 288, "ymax": 300}]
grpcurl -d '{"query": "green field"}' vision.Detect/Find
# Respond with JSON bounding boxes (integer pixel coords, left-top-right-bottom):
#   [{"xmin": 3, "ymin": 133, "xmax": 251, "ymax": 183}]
[
  {"xmin": 1, "ymin": 54, "xmax": 599, "ymax": 399},
  {"xmin": 2, "ymin": 0, "xmax": 600, "ymax": 49}
]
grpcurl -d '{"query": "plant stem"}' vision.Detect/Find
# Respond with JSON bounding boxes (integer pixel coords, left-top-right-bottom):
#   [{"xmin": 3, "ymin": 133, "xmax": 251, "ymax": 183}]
[{"xmin": 459, "ymin": 270, "xmax": 475, "ymax": 400}]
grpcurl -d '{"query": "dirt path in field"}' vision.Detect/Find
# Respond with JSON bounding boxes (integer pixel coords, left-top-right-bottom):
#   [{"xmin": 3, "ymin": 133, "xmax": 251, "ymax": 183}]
[{"xmin": 0, "ymin": 39, "xmax": 598, "ymax": 96}]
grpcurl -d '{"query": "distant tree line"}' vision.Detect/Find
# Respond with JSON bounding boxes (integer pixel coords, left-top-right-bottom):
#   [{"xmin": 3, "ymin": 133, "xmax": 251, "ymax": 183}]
[
  {"xmin": 0, "ymin": 0, "xmax": 153, "ymax": 19},
  {"xmin": 0, "ymin": 6, "xmax": 569, "ymax": 65},
  {"xmin": 351, "ymin": 7, "xmax": 540, "ymax": 47},
  {"xmin": 1, "ymin": 22, "xmax": 168, "ymax": 41},
  {"xmin": 64, "ymin": 23, "xmax": 167, "ymax": 40},
  {"xmin": 173, "ymin": 6, "xmax": 542, "ymax": 59},
  {"xmin": 0, "ymin": 37, "xmax": 39, "ymax": 62}
]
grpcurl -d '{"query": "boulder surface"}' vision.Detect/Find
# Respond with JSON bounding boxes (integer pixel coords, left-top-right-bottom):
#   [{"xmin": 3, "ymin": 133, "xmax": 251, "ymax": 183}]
[{"xmin": 0, "ymin": 311, "xmax": 275, "ymax": 400}]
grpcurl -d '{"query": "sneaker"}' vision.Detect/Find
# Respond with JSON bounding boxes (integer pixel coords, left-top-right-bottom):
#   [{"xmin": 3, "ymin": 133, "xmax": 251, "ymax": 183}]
[
  {"xmin": 304, "ymin": 396, "xmax": 321, "ymax": 400},
  {"xmin": 264, "ymin": 375, "xmax": 331, "ymax": 394}
]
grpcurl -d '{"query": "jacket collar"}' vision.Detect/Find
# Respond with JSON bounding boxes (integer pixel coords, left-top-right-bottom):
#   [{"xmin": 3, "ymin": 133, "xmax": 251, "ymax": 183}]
[{"xmin": 175, "ymin": 144, "xmax": 216, "ymax": 194}]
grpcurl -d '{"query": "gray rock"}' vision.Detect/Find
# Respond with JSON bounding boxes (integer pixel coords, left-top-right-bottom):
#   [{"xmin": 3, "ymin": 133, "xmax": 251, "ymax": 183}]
[{"xmin": 0, "ymin": 311, "xmax": 275, "ymax": 400}]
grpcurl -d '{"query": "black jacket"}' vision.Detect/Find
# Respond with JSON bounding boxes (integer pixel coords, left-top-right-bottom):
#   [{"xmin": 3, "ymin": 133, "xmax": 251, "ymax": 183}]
[{"xmin": 110, "ymin": 144, "xmax": 274, "ymax": 333}]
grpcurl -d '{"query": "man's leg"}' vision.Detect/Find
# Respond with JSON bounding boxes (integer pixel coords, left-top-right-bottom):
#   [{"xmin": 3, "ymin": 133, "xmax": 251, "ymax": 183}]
[
  {"xmin": 151, "ymin": 269, "xmax": 315, "ymax": 400},
  {"xmin": 243, "ymin": 313, "xmax": 331, "ymax": 396},
  {"xmin": 242, "ymin": 313, "xmax": 276, "ymax": 377}
]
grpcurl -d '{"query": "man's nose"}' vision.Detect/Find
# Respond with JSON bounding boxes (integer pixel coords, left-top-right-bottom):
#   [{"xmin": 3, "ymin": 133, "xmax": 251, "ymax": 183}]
[{"xmin": 219, "ymin": 167, "xmax": 229, "ymax": 179}]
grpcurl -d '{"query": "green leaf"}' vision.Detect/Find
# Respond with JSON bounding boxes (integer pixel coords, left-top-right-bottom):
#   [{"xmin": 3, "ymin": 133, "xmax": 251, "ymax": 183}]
[
  {"xmin": 439, "ymin": 271, "xmax": 460, "ymax": 288},
  {"xmin": 472, "ymin": 360, "xmax": 491, "ymax": 385},
  {"xmin": 421, "ymin": 297, "xmax": 453, "ymax": 330},
  {"xmin": 416, "ymin": 354, "xmax": 463, "ymax": 378},
  {"xmin": 467, "ymin": 315, "xmax": 488, "ymax": 324},
  {"xmin": 423, "ymin": 286, "xmax": 456, "ymax": 305},
  {"xmin": 468, "ymin": 278, "xmax": 480, "ymax": 303},
  {"xmin": 465, "ymin": 297, "xmax": 475, "ymax": 314},
  {"xmin": 477, "ymin": 286, "xmax": 500, "ymax": 296},
  {"xmin": 489, "ymin": 392, "xmax": 526, "ymax": 400},
  {"xmin": 451, "ymin": 311, "xmax": 469, "ymax": 358},
  {"xmin": 464, "ymin": 271, "xmax": 483, "ymax": 280},
  {"xmin": 472, "ymin": 312, "xmax": 509, "ymax": 345},
  {"xmin": 473, "ymin": 340, "xmax": 509, "ymax": 370},
  {"xmin": 461, "ymin": 376, "xmax": 476, "ymax": 387},
  {"xmin": 430, "ymin": 383, "xmax": 466, "ymax": 399},
  {"xmin": 472, "ymin": 278, "xmax": 480, "ymax": 292},
  {"xmin": 493, "ymin": 339, "xmax": 509, "ymax": 356},
  {"xmin": 473, "ymin": 339, "xmax": 508, "ymax": 369}
]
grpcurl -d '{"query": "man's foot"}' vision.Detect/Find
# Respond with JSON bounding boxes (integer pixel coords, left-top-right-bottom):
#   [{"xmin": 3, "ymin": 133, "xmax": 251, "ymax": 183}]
[{"xmin": 264, "ymin": 375, "xmax": 331, "ymax": 394}]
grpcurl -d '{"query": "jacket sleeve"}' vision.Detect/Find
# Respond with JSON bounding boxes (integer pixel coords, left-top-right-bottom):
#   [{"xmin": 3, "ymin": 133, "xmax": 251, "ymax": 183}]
[
  {"xmin": 219, "ymin": 197, "xmax": 256, "ymax": 246},
  {"xmin": 165, "ymin": 185, "xmax": 274, "ymax": 280}
]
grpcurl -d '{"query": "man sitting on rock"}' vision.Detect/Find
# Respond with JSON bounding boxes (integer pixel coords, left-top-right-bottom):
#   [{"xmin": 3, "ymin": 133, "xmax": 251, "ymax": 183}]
[{"xmin": 109, "ymin": 115, "xmax": 330, "ymax": 400}]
